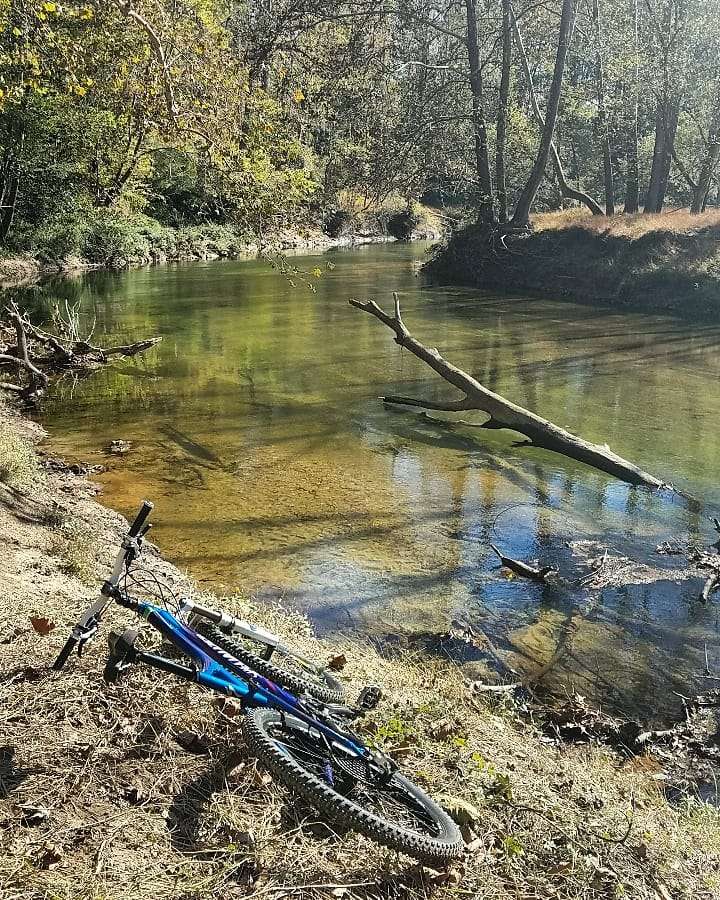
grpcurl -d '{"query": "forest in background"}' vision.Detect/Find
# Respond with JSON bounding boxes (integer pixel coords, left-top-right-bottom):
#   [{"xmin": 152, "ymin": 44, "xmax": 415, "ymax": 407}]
[{"xmin": 1, "ymin": 0, "xmax": 719, "ymax": 265}]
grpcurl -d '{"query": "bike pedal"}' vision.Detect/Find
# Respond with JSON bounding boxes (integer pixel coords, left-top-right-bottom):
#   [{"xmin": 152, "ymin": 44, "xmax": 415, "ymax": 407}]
[{"xmin": 356, "ymin": 684, "xmax": 382, "ymax": 711}]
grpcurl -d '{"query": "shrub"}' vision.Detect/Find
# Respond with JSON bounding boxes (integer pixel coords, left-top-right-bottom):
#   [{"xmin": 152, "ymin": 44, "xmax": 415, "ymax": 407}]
[
  {"xmin": 50, "ymin": 520, "xmax": 97, "ymax": 584},
  {"xmin": 81, "ymin": 211, "xmax": 152, "ymax": 266},
  {"xmin": 323, "ymin": 209, "xmax": 353, "ymax": 237},
  {"xmin": 387, "ymin": 208, "xmax": 421, "ymax": 240},
  {"xmin": 25, "ymin": 216, "xmax": 88, "ymax": 261},
  {"xmin": 0, "ymin": 423, "xmax": 43, "ymax": 489}
]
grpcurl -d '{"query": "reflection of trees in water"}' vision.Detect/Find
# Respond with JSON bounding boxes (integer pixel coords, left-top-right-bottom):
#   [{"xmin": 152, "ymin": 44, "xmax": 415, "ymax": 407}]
[{"xmin": 35, "ymin": 256, "xmax": 720, "ymax": 720}]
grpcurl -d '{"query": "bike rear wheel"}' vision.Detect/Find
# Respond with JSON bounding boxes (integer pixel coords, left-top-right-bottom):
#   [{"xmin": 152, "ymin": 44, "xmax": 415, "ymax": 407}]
[
  {"xmin": 195, "ymin": 621, "xmax": 345, "ymax": 704},
  {"xmin": 242, "ymin": 708, "xmax": 464, "ymax": 863}
]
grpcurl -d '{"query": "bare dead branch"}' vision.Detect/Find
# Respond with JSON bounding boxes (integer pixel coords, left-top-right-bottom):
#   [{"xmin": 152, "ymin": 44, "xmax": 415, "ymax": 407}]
[
  {"xmin": 73, "ymin": 337, "xmax": 162, "ymax": 359},
  {"xmin": 490, "ymin": 543, "xmax": 556, "ymax": 582},
  {"xmin": 350, "ymin": 293, "xmax": 667, "ymax": 489}
]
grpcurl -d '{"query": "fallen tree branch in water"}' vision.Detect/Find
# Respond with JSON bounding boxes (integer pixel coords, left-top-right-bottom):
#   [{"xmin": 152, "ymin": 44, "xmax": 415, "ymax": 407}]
[
  {"xmin": 0, "ymin": 302, "xmax": 161, "ymax": 399},
  {"xmin": 349, "ymin": 293, "xmax": 667, "ymax": 488},
  {"xmin": 701, "ymin": 572, "xmax": 720, "ymax": 603},
  {"xmin": 490, "ymin": 543, "xmax": 556, "ymax": 582},
  {"xmin": 73, "ymin": 337, "xmax": 163, "ymax": 360}
]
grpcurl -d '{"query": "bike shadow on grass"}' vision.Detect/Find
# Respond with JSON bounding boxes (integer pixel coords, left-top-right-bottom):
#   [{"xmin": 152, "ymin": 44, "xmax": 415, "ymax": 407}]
[
  {"xmin": 165, "ymin": 751, "xmax": 435, "ymax": 884},
  {"xmin": 166, "ymin": 750, "xmax": 345, "ymax": 853},
  {"xmin": 0, "ymin": 744, "xmax": 42, "ymax": 798},
  {"xmin": 166, "ymin": 753, "xmax": 451, "ymax": 898}
]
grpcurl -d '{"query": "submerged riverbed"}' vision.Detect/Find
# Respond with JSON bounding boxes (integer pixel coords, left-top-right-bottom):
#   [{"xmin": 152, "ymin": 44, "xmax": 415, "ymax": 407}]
[{"xmin": 31, "ymin": 243, "xmax": 720, "ymax": 721}]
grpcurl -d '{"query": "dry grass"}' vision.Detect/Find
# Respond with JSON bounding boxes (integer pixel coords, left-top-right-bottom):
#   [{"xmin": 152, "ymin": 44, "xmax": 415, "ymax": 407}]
[
  {"xmin": 532, "ymin": 207, "xmax": 720, "ymax": 239},
  {"xmin": 49, "ymin": 520, "xmax": 100, "ymax": 585},
  {"xmin": 0, "ymin": 409, "xmax": 44, "ymax": 490},
  {"xmin": 430, "ymin": 206, "xmax": 720, "ymax": 312},
  {"xmin": 1, "ymin": 408, "xmax": 719, "ymax": 900}
]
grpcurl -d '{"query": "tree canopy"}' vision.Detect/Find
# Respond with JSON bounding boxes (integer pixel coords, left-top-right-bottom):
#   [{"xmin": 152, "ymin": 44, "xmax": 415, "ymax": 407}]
[{"xmin": 1, "ymin": 0, "xmax": 719, "ymax": 256}]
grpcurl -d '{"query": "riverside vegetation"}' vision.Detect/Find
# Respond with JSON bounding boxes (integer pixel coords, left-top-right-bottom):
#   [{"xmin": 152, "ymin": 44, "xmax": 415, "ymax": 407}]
[
  {"xmin": 1, "ymin": 402, "xmax": 719, "ymax": 899},
  {"xmin": 1, "ymin": 0, "xmax": 720, "ymax": 303}
]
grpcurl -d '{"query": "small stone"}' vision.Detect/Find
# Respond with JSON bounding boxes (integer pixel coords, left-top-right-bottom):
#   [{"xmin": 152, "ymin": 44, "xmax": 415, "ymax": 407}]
[{"xmin": 107, "ymin": 440, "xmax": 131, "ymax": 455}]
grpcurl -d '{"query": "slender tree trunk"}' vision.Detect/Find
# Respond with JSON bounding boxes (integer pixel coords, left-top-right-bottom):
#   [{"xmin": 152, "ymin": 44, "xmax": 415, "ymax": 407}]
[
  {"xmin": 464, "ymin": 0, "xmax": 495, "ymax": 224},
  {"xmin": 0, "ymin": 126, "xmax": 24, "ymax": 244},
  {"xmin": 592, "ymin": 0, "xmax": 615, "ymax": 214},
  {"xmin": 624, "ymin": 0, "xmax": 640, "ymax": 212},
  {"xmin": 515, "ymin": 15, "xmax": 603, "ymax": 214},
  {"xmin": 511, "ymin": 0, "xmax": 603, "ymax": 226},
  {"xmin": 691, "ymin": 87, "xmax": 720, "ymax": 214},
  {"xmin": 495, "ymin": 0, "xmax": 512, "ymax": 223},
  {"xmin": 644, "ymin": 94, "xmax": 680, "ymax": 213}
]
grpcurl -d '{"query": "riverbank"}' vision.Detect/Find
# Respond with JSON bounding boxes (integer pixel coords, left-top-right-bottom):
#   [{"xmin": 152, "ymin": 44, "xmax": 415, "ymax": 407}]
[
  {"xmin": 0, "ymin": 202, "xmax": 443, "ymax": 288},
  {"xmin": 426, "ymin": 209, "xmax": 720, "ymax": 314},
  {"xmin": 1, "ymin": 402, "xmax": 719, "ymax": 899}
]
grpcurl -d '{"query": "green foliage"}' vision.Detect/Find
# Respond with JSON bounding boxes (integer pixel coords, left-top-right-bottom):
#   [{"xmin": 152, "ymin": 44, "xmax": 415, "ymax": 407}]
[
  {"xmin": 2, "ymin": 0, "xmax": 719, "ymax": 257},
  {"xmin": 81, "ymin": 210, "xmax": 152, "ymax": 265}
]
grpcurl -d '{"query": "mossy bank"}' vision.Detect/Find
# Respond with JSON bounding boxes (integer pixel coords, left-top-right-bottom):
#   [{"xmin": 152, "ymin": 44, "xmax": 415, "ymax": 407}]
[
  {"xmin": 0, "ymin": 402, "xmax": 719, "ymax": 899},
  {"xmin": 427, "ymin": 210, "xmax": 720, "ymax": 314}
]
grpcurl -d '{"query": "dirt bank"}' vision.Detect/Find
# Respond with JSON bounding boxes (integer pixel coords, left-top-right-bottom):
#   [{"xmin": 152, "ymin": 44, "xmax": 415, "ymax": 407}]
[
  {"xmin": 426, "ymin": 210, "xmax": 720, "ymax": 314},
  {"xmin": 0, "ymin": 404, "xmax": 718, "ymax": 899},
  {"xmin": 0, "ymin": 230, "xmax": 397, "ymax": 290}
]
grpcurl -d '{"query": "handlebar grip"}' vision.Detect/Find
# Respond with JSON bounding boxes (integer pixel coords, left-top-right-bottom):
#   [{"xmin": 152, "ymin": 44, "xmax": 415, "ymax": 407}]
[{"xmin": 128, "ymin": 500, "xmax": 154, "ymax": 538}]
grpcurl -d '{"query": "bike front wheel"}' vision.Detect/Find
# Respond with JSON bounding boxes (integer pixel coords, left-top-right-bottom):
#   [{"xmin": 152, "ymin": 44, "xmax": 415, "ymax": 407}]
[{"xmin": 242, "ymin": 708, "xmax": 464, "ymax": 863}]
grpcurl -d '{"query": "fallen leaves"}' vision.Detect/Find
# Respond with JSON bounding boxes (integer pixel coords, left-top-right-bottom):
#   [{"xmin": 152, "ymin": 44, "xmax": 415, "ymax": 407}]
[
  {"xmin": 327, "ymin": 653, "xmax": 347, "ymax": 671},
  {"xmin": 172, "ymin": 730, "xmax": 210, "ymax": 755},
  {"xmin": 30, "ymin": 616, "xmax": 55, "ymax": 636}
]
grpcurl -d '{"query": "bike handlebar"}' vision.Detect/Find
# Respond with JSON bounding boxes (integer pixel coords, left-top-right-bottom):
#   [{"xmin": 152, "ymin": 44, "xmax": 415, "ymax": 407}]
[
  {"xmin": 128, "ymin": 500, "xmax": 153, "ymax": 538},
  {"xmin": 53, "ymin": 499, "xmax": 155, "ymax": 671}
]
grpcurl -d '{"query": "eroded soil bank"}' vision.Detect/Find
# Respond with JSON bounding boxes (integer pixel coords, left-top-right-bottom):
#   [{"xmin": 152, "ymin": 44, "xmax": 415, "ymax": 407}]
[
  {"xmin": 426, "ymin": 214, "xmax": 720, "ymax": 314},
  {"xmin": 1, "ymin": 402, "xmax": 719, "ymax": 899}
]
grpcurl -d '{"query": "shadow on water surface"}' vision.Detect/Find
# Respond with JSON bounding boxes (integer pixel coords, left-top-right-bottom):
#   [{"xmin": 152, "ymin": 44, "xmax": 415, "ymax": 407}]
[{"xmin": 36, "ymin": 244, "xmax": 720, "ymax": 721}]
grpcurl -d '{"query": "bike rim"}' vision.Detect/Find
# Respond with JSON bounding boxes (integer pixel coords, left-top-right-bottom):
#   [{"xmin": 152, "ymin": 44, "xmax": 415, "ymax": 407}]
[{"xmin": 267, "ymin": 718, "xmax": 442, "ymax": 837}]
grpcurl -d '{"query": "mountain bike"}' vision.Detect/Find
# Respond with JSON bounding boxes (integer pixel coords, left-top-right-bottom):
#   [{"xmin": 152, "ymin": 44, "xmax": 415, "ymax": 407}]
[{"xmin": 53, "ymin": 501, "xmax": 464, "ymax": 863}]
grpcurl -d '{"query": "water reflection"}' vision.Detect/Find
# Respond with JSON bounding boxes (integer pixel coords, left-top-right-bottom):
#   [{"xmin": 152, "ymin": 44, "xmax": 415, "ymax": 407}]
[{"xmin": 34, "ymin": 244, "xmax": 720, "ymax": 721}]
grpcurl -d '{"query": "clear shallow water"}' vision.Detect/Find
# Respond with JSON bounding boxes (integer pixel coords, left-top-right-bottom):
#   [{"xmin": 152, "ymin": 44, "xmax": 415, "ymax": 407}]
[{"xmin": 31, "ymin": 243, "xmax": 720, "ymax": 720}]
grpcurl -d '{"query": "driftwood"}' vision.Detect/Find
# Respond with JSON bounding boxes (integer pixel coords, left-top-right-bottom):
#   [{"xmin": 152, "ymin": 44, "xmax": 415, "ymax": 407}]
[
  {"xmin": 0, "ymin": 302, "xmax": 161, "ymax": 398},
  {"xmin": 701, "ymin": 572, "xmax": 720, "ymax": 603},
  {"xmin": 712, "ymin": 518, "xmax": 720, "ymax": 552},
  {"xmin": 490, "ymin": 543, "xmax": 556, "ymax": 582},
  {"xmin": 469, "ymin": 680, "xmax": 521, "ymax": 693},
  {"xmin": 349, "ymin": 294, "xmax": 666, "ymax": 489}
]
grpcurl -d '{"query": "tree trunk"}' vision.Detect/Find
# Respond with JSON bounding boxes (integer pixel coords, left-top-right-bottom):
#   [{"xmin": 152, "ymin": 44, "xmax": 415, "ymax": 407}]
[
  {"xmin": 495, "ymin": 0, "xmax": 512, "ymax": 223},
  {"xmin": 624, "ymin": 0, "xmax": 640, "ymax": 212},
  {"xmin": 691, "ymin": 87, "xmax": 720, "ymax": 214},
  {"xmin": 349, "ymin": 294, "xmax": 666, "ymax": 489},
  {"xmin": 511, "ymin": 4, "xmax": 603, "ymax": 216},
  {"xmin": 465, "ymin": 0, "xmax": 495, "ymax": 223},
  {"xmin": 592, "ymin": 0, "xmax": 615, "ymax": 215},
  {"xmin": 0, "ymin": 125, "xmax": 24, "ymax": 244},
  {"xmin": 511, "ymin": 0, "xmax": 580, "ymax": 226},
  {"xmin": 644, "ymin": 95, "xmax": 680, "ymax": 213}
]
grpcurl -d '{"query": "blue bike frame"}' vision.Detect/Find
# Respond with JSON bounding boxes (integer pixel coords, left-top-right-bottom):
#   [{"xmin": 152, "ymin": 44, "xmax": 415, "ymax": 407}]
[{"xmin": 138, "ymin": 603, "xmax": 367, "ymax": 757}]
